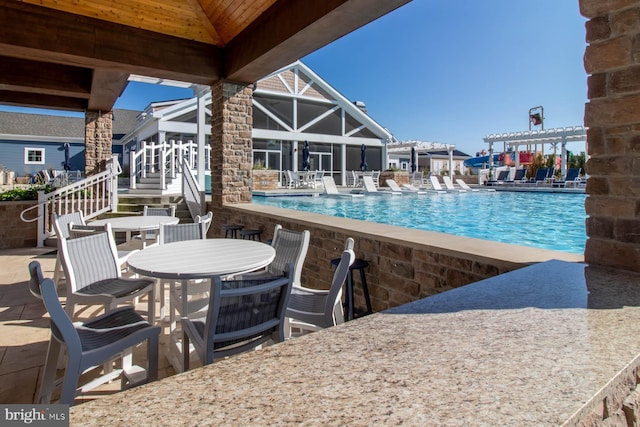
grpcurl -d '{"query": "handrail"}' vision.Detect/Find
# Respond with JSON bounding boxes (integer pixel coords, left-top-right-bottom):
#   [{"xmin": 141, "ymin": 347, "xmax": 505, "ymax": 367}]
[
  {"xmin": 181, "ymin": 157, "xmax": 205, "ymax": 221},
  {"xmin": 128, "ymin": 140, "xmax": 211, "ymax": 191},
  {"xmin": 21, "ymin": 155, "xmax": 121, "ymax": 247}
]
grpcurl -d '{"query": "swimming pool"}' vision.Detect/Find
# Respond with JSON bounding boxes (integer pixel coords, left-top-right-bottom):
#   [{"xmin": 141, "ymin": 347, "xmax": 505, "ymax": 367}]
[{"xmin": 252, "ymin": 192, "xmax": 587, "ymax": 254}]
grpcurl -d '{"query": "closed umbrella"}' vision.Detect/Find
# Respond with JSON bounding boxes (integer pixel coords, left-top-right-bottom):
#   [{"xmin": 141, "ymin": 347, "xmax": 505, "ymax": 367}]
[
  {"xmin": 63, "ymin": 143, "xmax": 71, "ymax": 171},
  {"xmin": 302, "ymin": 141, "xmax": 310, "ymax": 171},
  {"xmin": 410, "ymin": 147, "xmax": 417, "ymax": 173},
  {"xmin": 360, "ymin": 144, "xmax": 368, "ymax": 172}
]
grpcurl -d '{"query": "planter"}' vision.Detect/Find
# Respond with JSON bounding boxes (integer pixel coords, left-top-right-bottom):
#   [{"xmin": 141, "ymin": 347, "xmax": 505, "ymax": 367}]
[
  {"xmin": 252, "ymin": 170, "xmax": 279, "ymax": 190},
  {"xmin": 379, "ymin": 171, "xmax": 410, "ymax": 187}
]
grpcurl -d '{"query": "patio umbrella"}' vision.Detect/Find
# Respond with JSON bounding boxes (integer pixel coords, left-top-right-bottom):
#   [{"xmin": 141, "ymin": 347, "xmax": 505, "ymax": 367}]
[
  {"xmin": 63, "ymin": 143, "xmax": 71, "ymax": 171},
  {"xmin": 302, "ymin": 141, "xmax": 310, "ymax": 171},
  {"xmin": 360, "ymin": 144, "xmax": 368, "ymax": 172},
  {"xmin": 410, "ymin": 147, "xmax": 417, "ymax": 173}
]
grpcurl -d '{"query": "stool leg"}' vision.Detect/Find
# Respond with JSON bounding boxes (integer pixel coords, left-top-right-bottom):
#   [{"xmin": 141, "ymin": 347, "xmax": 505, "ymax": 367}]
[
  {"xmin": 346, "ymin": 270, "xmax": 354, "ymax": 321},
  {"xmin": 359, "ymin": 268, "xmax": 373, "ymax": 315}
]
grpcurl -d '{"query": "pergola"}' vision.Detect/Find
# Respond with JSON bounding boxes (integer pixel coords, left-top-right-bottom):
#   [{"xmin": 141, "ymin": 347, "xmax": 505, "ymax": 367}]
[{"xmin": 483, "ymin": 126, "xmax": 587, "ymax": 175}]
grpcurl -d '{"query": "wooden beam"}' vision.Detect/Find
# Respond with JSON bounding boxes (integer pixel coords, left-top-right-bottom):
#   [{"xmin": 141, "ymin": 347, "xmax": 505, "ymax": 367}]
[
  {"xmin": 88, "ymin": 70, "xmax": 130, "ymax": 112},
  {"xmin": 0, "ymin": 90, "xmax": 88, "ymax": 111},
  {"xmin": 0, "ymin": 56, "xmax": 91, "ymax": 98},
  {"xmin": 225, "ymin": 0, "xmax": 412, "ymax": 83},
  {"xmin": 0, "ymin": 2, "xmax": 223, "ymax": 85}
]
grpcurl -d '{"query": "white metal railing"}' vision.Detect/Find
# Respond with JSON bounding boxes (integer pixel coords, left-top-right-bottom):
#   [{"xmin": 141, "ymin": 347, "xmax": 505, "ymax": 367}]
[
  {"xmin": 20, "ymin": 155, "xmax": 121, "ymax": 247},
  {"xmin": 181, "ymin": 158, "xmax": 205, "ymax": 221},
  {"xmin": 129, "ymin": 140, "xmax": 211, "ymax": 190}
]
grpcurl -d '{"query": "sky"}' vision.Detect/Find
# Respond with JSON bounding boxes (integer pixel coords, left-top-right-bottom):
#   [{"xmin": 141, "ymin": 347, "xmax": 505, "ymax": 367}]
[{"xmin": 1, "ymin": 1, "xmax": 587, "ymax": 156}]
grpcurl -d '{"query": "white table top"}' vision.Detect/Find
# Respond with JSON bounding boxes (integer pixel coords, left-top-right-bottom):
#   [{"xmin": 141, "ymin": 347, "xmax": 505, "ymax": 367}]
[
  {"xmin": 126, "ymin": 239, "xmax": 276, "ymax": 280},
  {"xmin": 90, "ymin": 215, "xmax": 179, "ymax": 232}
]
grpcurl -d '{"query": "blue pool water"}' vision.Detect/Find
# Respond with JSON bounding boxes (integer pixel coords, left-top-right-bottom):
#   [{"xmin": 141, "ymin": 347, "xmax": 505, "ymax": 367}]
[{"xmin": 252, "ymin": 192, "xmax": 587, "ymax": 254}]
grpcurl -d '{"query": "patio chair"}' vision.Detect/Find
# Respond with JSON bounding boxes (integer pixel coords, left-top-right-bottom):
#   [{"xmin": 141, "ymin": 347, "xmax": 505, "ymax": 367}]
[
  {"xmin": 284, "ymin": 170, "xmax": 300, "ymax": 189},
  {"xmin": 285, "ymin": 240, "xmax": 355, "ymax": 336},
  {"xmin": 158, "ymin": 221, "xmax": 208, "ymax": 322},
  {"xmin": 52, "ymin": 211, "xmax": 85, "ymax": 286},
  {"xmin": 58, "ymin": 224, "xmax": 155, "ymax": 321},
  {"xmin": 182, "ymin": 266, "xmax": 294, "ymax": 369},
  {"xmin": 321, "ymin": 176, "xmax": 364, "ymax": 198},
  {"xmin": 195, "ymin": 211, "xmax": 213, "ymax": 235},
  {"xmin": 31, "ymin": 261, "xmax": 160, "ymax": 405},
  {"xmin": 136, "ymin": 205, "xmax": 176, "ymax": 245},
  {"xmin": 241, "ymin": 225, "xmax": 309, "ymax": 289},
  {"xmin": 313, "ymin": 170, "xmax": 325, "ymax": 188}
]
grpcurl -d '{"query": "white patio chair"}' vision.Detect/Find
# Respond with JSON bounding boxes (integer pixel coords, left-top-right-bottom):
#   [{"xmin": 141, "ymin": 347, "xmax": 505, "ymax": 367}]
[
  {"xmin": 285, "ymin": 239, "xmax": 355, "ymax": 337},
  {"xmin": 195, "ymin": 211, "xmax": 213, "ymax": 235},
  {"xmin": 52, "ymin": 211, "xmax": 85, "ymax": 286},
  {"xmin": 58, "ymin": 224, "xmax": 156, "ymax": 321},
  {"xmin": 30, "ymin": 261, "xmax": 160, "ymax": 406},
  {"xmin": 241, "ymin": 224, "xmax": 310, "ymax": 288},
  {"xmin": 182, "ymin": 265, "xmax": 293, "ymax": 369},
  {"xmin": 157, "ymin": 221, "xmax": 209, "ymax": 323},
  {"xmin": 135, "ymin": 205, "xmax": 176, "ymax": 245}
]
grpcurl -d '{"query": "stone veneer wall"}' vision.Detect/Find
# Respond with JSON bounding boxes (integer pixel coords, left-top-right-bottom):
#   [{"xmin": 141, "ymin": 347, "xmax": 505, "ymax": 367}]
[
  {"xmin": 582, "ymin": 0, "xmax": 640, "ymax": 273},
  {"xmin": 209, "ymin": 203, "xmax": 583, "ymax": 312},
  {"xmin": 0, "ymin": 201, "xmax": 37, "ymax": 249},
  {"xmin": 84, "ymin": 111, "xmax": 113, "ymax": 176},
  {"xmin": 209, "ymin": 81, "xmax": 254, "ymax": 210}
]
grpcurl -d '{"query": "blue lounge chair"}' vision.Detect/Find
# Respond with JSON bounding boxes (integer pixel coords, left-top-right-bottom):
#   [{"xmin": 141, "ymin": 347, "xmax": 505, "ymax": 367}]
[
  {"xmin": 527, "ymin": 168, "xmax": 548, "ymax": 186},
  {"xmin": 505, "ymin": 168, "xmax": 527, "ymax": 185},
  {"xmin": 487, "ymin": 169, "xmax": 510, "ymax": 186},
  {"xmin": 552, "ymin": 168, "xmax": 582, "ymax": 187}
]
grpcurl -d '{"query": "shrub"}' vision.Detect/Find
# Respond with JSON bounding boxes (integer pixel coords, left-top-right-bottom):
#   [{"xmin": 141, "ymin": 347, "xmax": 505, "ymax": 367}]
[{"xmin": 0, "ymin": 185, "xmax": 55, "ymax": 201}]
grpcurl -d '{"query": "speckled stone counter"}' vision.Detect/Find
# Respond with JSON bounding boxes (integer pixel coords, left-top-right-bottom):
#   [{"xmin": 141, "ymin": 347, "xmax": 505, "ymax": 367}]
[{"xmin": 71, "ymin": 260, "xmax": 640, "ymax": 425}]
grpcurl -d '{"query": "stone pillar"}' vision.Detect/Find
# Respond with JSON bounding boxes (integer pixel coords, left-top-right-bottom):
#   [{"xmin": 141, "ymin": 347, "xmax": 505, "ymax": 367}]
[
  {"xmin": 210, "ymin": 80, "xmax": 253, "ymax": 210},
  {"xmin": 581, "ymin": 0, "xmax": 640, "ymax": 272},
  {"xmin": 85, "ymin": 110, "xmax": 113, "ymax": 176}
]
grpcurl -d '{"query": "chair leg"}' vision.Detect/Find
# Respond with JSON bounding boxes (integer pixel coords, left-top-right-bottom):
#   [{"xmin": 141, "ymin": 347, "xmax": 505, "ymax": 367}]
[
  {"xmin": 38, "ymin": 337, "xmax": 61, "ymax": 404},
  {"xmin": 59, "ymin": 355, "xmax": 82, "ymax": 406},
  {"xmin": 53, "ymin": 256, "xmax": 62, "ymax": 287},
  {"xmin": 148, "ymin": 335, "xmax": 159, "ymax": 383},
  {"xmin": 147, "ymin": 287, "xmax": 155, "ymax": 324},
  {"xmin": 182, "ymin": 333, "xmax": 190, "ymax": 371}
]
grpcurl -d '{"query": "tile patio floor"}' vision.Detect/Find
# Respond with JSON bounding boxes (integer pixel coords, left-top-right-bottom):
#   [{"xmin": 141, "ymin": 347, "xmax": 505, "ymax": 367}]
[{"xmin": 0, "ymin": 246, "xmax": 180, "ymax": 406}]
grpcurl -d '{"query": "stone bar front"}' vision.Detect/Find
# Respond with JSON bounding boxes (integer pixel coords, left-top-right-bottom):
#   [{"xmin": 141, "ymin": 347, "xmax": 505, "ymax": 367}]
[{"xmin": 70, "ymin": 260, "xmax": 640, "ymax": 425}]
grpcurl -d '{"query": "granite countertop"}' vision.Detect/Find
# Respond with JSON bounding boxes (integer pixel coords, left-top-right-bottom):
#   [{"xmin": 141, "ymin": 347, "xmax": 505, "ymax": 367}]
[{"xmin": 71, "ymin": 260, "xmax": 640, "ymax": 425}]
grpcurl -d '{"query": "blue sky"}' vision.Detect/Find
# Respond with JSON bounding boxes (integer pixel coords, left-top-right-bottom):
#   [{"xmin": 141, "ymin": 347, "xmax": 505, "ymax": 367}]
[{"xmin": 1, "ymin": 1, "xmax": 587, "ymax": 156}]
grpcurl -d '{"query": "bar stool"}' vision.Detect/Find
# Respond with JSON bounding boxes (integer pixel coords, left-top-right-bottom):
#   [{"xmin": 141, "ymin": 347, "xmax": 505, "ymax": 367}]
[
  {"xmin": 330, "ymin": 257, "xmax": 372, "ymax": 321},
  {"xmin": 223, "ymin": 224, "xmax": 243, "ymax": 239},
  {"xmin": 239, "ymin": 229, "xmax": 262, "ymax": 241}
]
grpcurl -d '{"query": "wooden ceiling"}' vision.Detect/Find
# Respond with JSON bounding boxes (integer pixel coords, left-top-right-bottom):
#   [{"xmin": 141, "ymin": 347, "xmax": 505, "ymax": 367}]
[{"xmin": 0, "ymin": 0, "xmax": 411, "ymax": 112}]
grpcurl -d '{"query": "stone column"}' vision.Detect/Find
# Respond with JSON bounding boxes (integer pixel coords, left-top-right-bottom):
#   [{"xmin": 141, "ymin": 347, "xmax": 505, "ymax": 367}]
[
  {"xmin": 581, "ymin": 0, "xmax": 640, "ymax": 272},
  {"xmin": 209, "ymin": 80, "xmax": 253, "ymax": 210},
  {"xmin": 85, "ymin": 111, "xmax": 113, "ymax": 176}
]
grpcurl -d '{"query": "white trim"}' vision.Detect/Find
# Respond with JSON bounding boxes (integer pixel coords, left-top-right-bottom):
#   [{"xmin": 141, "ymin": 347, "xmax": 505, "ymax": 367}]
[
  {"xmin": 253, "ymin": 99, "xmax": 294, "ymax": 132},
  {"xmin": 0, "ymin": 134, "xmax": 83, "ymax": 143},
  {"xmin": 24, "ymin": 147, "xmax": 45, "ymax": 164},
  {"xmin": 252, "ymin": 128, "xmax": 383, "ymax": 146},
  {"xmin": 297, "ymin": 106, "xmax": 339, "ymax": 132}
]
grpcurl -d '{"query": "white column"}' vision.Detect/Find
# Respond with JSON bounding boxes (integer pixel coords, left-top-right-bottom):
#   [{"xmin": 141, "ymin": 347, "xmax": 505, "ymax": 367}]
[
  {"xmin": 341, "ymin": 143, "xmax": 347, "ymax": 186},
  {"xmin": 561, "ymin": 138, "xmax": 568, "ymax": 176},
  {"xmin": 196, "ymin": 86, "xmax": 207, "ymax": 189},
  {"xmin": 448, "ymin": 146, "xmax": 454, "ymax": 177},
  {"xmin": 292, "ymin": 141, "xmax": 299, "ymax": 172}
]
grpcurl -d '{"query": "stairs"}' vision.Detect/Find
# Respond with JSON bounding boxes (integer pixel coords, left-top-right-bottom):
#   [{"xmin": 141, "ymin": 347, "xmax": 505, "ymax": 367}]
[
  {"xmin": 106, "ymin": 194, "xmax": 193, "ymax": 223},
  {"xmin": 128, "ymin": 172, "xmax": 182, "ymax": 195}
]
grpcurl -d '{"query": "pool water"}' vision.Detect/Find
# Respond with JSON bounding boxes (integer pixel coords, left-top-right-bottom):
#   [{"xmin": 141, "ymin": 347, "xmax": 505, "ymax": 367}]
[{"xmin": 252, "ymin": 192, "xmax": 587, "ymax": 254}]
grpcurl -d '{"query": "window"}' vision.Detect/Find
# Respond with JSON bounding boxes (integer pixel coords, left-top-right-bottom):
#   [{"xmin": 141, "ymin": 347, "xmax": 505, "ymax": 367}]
[{"xmin": 25, "ymin": 148, "xmax": 45, "ymax": 165}]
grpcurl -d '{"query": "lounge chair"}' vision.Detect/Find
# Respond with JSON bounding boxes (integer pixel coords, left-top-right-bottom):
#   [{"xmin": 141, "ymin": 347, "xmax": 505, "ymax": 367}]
[
  {"xmin": 505, "ymin": 168, "xmax": 527, "ymax": 185},
  {"xmin": 487, "ymin": 169, "xmax": 510, "ymax": 186},
  {"xmin": 362, "ymin": 176, "xmax": 401, "ymax": 195},
  {"xmin": 455, "ymin": 179, "xmax": 495, "ymax": 192},
  {"xmin": 455, "ymin": 179, "xmax": 479, "ymax": 192},
  {"xmin": 442, "ymin": 176, "xmax": 467, "ymax": 192},
  {"xmin": 527, "ymin": 168, "xmax": 549, "ymax": 186},
  {"xmin": 321, "ymin": 176, "xmax": 364, "ymax": 198},
  {"xmin": 430, "ymin": 175, "xmax": 459, "ymax": 192},
  {"xmin": 552, "ymin": 168, "xmax": 582, "ymax": 187},
  {"xmin": 386, "ymin": 178, "xmax": 426, "ymax": 194}
]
